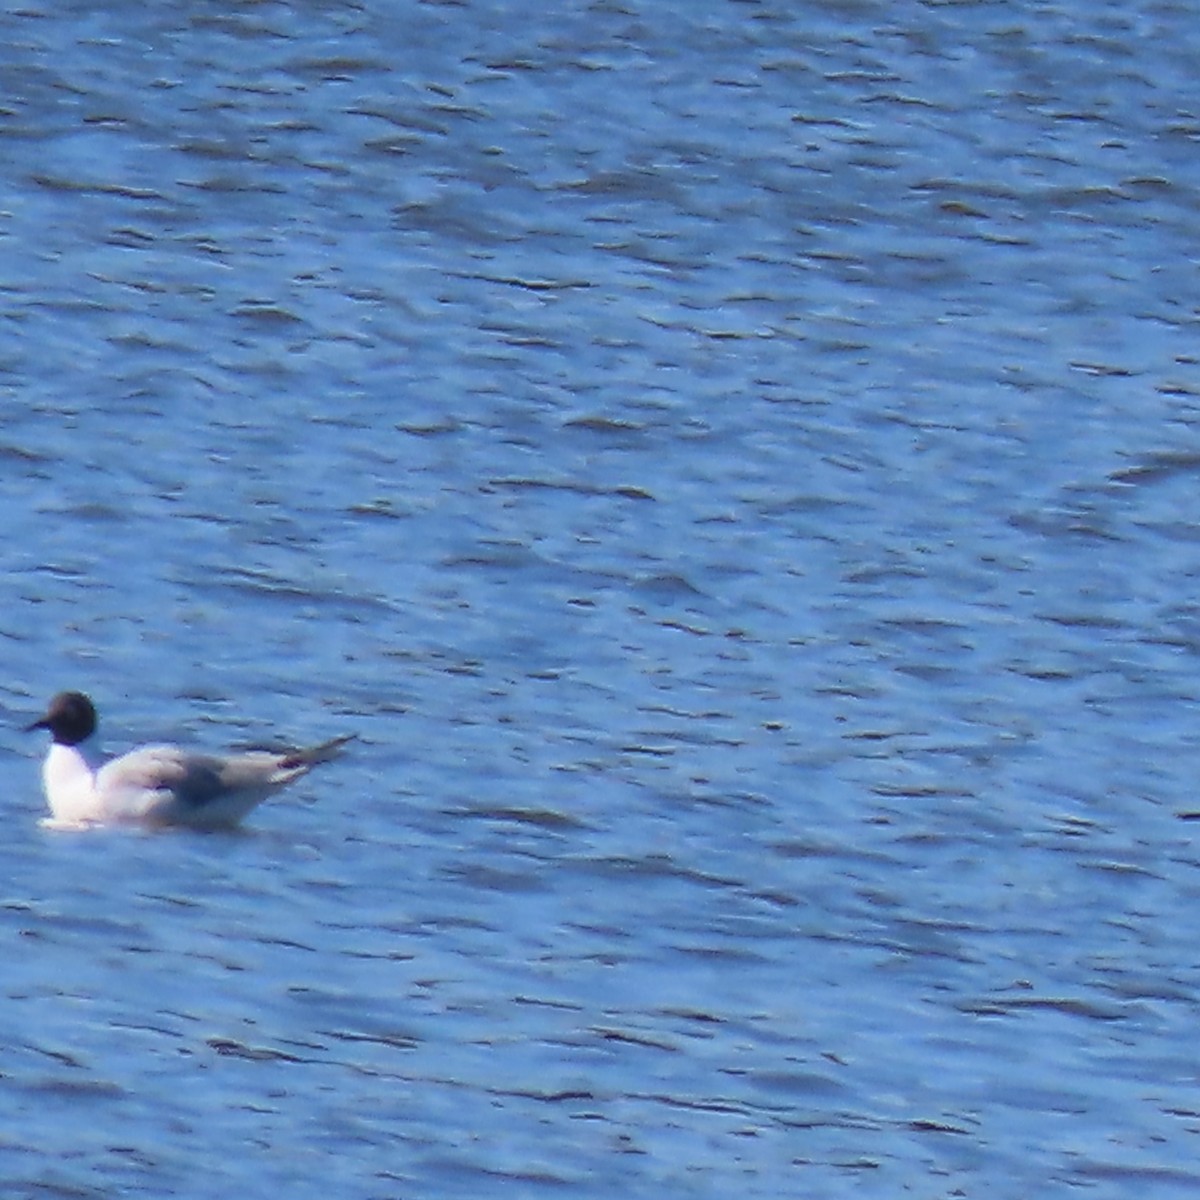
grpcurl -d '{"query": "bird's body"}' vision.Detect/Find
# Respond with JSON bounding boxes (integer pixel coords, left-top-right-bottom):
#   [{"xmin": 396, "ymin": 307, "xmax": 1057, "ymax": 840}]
[{"xmin": 28, "ymin": 692, "xmax": 351, "ymax": 830}]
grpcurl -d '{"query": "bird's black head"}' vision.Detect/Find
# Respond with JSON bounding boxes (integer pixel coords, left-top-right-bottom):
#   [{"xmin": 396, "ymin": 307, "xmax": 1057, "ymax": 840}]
[{"xmin": 26, "ymin": 692, "xmax": 97, "ymax": 746}]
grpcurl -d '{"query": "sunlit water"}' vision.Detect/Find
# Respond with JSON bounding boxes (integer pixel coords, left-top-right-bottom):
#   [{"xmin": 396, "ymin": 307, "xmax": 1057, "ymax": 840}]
[{"xmin": 4, "ymin": 2, "xmax": 1200, "ymax": 1197}]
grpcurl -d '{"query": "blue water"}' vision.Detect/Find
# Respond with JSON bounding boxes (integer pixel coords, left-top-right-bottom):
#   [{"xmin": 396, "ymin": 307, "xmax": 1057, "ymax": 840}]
[{"xmin": 4, "ymin": 1, "xmax": 1200, "ymax": 1196}]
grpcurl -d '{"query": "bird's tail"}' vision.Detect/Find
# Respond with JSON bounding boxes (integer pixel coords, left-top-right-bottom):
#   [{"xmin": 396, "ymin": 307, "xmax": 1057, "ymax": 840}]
[{"xmin": 281, "ymin": 734, "xmax": 356, "ymax": 771}]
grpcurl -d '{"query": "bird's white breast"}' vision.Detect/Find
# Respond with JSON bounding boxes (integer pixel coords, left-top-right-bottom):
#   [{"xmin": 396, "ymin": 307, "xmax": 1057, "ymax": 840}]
[{"xmin": 42, "ymin": 743, "xmax": 101, "ymax": 825}]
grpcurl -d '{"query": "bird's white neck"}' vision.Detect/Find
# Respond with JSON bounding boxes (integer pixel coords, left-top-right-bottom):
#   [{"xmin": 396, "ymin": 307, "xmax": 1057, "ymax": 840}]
[{"xmin": 42, "ymin": 743, "xmax": 101, "ymax": 824}]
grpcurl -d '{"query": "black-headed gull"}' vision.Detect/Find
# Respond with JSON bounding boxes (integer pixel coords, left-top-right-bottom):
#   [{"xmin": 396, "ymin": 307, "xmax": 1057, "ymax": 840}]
[{"xmin": 27, "ymin": 691, "xmax": 353, "ymax": 829}]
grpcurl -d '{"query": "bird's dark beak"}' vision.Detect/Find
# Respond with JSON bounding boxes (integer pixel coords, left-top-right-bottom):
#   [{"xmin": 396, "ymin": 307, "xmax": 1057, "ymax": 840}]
[{"xmin": 25, "ymin": 715, "xmax": 48, "ymax": 733}]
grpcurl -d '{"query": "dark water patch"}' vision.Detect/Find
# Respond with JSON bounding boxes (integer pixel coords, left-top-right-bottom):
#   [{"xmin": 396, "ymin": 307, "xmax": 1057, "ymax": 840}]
[
  {"xmin": 956, "ymin": 995, "xmax": 1133, "ymax": 1021},
  {"xmin": 448, "ymin": 803, "xmax": 590, "ymax": 831},
  {"xmin": 487, "ymin": 476, "xmax": 655, "ymax": 502},
  {"xmin": 1109, "ymin": 451, "xmax": 1200, "ymax": 486},
  {"xmin": 658, "ymin": 1006, "xmax": 726, "ymax": 1029},
  {"xmin": 505, "ymin": 1086, "xmax": 597, "ymax": 1104},
  {"xmin": 1077, "ymin": 858, "xmax": 1165, "ymax": 882},
  {"xmin": 562, "ymin": 854, "xmax": 744, "ymax": 907},
  {"xmin": 190, "ymin": 564, "xmax": 397, "ymax": 616},
  {"xmin": 319, "ymin": 1027, "xmax": 419, "ymax": 1053},
  {"xmin": 562, "ymin": 414, "xmax": 647, "ymax": 436},
  {"xmin": 1071, "ymin": 1161, "xmax": 1200, "ymax": 1189},
  {"xmin": 0, "ymin": 441, "xmax": 50, "ymax": 464},
  {"xmin": 669, "ymin": 941, "xmax": 771, "ymax": 966},
  {"xmin": 25, "ymin": 1074, "xmax": 125, "ymax": 1099},
  {"xmin": 30, "ymin": 174, "xmax": 165, "ymax": 202},
  {"xmin": 206, "ymin": 1037, "xmax": 309, "ymax": 1063},
  {"xmin": 903, "ymin": 1116, "xmax": 974, "ymax": 1136},
  {"xmin": 589, "ymin": 1025, "xmax": 678, "ymax": 1053},
  {"xmin": 442, "ymin": 863, "xmax": 551, "ymax": 895},
  {"xmin": 740, "ymin": 1068, "xmax": 847, "ymax": 1100},
  {"xmin": 869, "ymin": 780, "xmax": 976, "ymax": 800}
]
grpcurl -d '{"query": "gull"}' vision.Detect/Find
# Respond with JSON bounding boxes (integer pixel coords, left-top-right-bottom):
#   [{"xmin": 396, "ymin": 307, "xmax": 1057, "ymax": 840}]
[{"xmin": 26, "ymin": 691, "xmax": 353, "ymax": 830}]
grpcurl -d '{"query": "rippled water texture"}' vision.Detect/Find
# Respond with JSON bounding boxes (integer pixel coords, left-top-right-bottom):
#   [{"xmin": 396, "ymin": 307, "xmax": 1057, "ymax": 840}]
[{"xmin": 4, "ymin": 2, "xmax": 1200, "ymax": 1197}]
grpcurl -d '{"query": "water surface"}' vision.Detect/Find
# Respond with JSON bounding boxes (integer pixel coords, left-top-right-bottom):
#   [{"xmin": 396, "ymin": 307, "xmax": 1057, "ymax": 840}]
[{"xmin": 4, "ymin": 2, "xmax": 1200, "ymax": 1197}]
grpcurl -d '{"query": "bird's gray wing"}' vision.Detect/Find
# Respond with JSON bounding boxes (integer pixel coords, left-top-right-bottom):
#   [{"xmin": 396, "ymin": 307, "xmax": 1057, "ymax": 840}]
[
  {"xmin": 94, "ymin": 737, "xmax": 352, "ymax": 825},
  {"xmin": 96, "ymin": 745, "xmax": 282, "ymax": 809}
]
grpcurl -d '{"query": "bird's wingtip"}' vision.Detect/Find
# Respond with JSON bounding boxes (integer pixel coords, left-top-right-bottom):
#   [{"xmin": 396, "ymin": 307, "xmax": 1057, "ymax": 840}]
[{"xmin": 281, "ymin": 733, "xmax": 357, "ymax": 769}]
